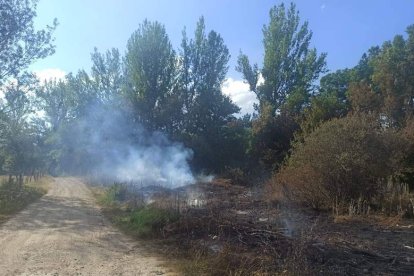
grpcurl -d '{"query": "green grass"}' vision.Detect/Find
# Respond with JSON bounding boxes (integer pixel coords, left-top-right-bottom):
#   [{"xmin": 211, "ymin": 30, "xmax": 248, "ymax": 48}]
[
  {"xmin": 93, "ymin": 184, "xmax": 218, "ymax": 275},
  {"xmin": 0, "ymin": 176, "xmax": 51, "ymax": 223},
  {"xmin": 96, "ymin": 183, "xmax": 128, "ymax": 206},
  {"xmin": 94, "ymin": 184, "xmax": 179, "ymax": 238},
  {"xmin": 119, "ymin": 207, "xmax": 179, "ymax": 237}
]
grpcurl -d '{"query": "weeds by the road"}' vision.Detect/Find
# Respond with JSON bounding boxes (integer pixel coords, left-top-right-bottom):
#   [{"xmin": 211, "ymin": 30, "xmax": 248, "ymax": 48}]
[
  {"xmin": 94, "ymin": 185, "xmax": 179, "ymax": 238},
  {"xmin": 107, "ymin": 207, "xmax": 179, "ymax": 238},
  {"xmin": 93, "ymin": 183, "xmax": 302, "ymax": 275},
  {"xmin": 0, "ymin": 176, "xmax": 52, "ymax": 223}
]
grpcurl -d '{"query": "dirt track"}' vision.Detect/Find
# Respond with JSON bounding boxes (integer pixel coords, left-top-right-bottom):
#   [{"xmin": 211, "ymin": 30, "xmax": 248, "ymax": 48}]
[{"xmin": 0, "ymin": 178, "xmax": 176, "ymax": 276}]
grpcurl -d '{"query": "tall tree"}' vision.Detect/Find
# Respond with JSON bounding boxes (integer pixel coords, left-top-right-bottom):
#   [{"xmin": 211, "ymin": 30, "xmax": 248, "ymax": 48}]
[
  {"xmin": 0, "ymin": 76, "xmax": 42, "ymax": 178},
  {"xmin": 0, "ymin": 0, "xmax": 57, "ymax": 84},
  {"xmin": 91, "ymin": 48, "xmax": 123, "ymax": 104},
  {"xmin": 236, "ymin": 3, "xmax": 326, "ymax": 171},
  {"xmin": 178, "ymin": 17, "xmax": 240, "ymax": 172},
  {"xmin": 237, "ymin": 2, "xmax": 326, "ymax": 115},
  {"xmin": 124, "ymin": 20, "xmax": 176, "ymax": 131},
  {"xmin": 0, "ymin": 0, "xmax": 56, "ymax": 177},
  {"xmin": 372, "ymin": 30, "xmax": 414, "ymax": 127}
]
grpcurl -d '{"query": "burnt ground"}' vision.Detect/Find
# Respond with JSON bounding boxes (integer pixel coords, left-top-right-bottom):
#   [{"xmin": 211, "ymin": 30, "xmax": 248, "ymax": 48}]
[{"xmin": 154, "ymin": 179, "xmax": 414, "ymax": 275}]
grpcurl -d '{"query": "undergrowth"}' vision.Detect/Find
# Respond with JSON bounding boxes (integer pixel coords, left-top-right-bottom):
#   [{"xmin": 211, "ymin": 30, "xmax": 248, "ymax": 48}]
[
  {"xmin": 96, "ymin": 185, "xmax": 179, "ymax": 238},
  {"xmin": 0, "ymin": 176, "xmax": 51, "ymax": 223},
  {"xmin": 94, "ymin": 183, "xmax": 314, "ymax": 275}
]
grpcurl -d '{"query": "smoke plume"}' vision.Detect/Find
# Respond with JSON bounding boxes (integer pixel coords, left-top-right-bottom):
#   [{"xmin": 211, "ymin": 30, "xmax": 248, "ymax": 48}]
[{"xmin": 60, "ymin": 101, "xmax": 195, "ymax": 188}]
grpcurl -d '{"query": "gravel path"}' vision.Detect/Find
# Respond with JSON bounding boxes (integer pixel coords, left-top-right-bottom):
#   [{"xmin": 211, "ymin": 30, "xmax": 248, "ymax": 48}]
[{"xmin": 0, "ymin": 178, "xmax": 176, "ymax": 276}]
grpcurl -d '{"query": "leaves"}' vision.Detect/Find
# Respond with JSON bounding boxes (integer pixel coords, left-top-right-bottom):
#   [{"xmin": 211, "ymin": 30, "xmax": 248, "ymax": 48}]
[
  {"xmin": 237, "ymin": 3, "xmax": 327, "ymax": 115},
  {"xmin": 0, "ymin": 0, "xmax": 57, "ymax": 84}
]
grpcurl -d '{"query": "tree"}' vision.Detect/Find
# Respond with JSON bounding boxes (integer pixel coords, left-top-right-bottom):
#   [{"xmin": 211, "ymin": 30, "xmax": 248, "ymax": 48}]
[
  {"xmin": 36, "ymin": 79, "xmax": 74, "ymax": 131},
  {"xmin": 372, "ymin": 30, "xmax": 414, "ymax": 127},
  {"xmin": 237, "ymin": 2, "xmax": 326, "ymax": 115},
  {"xmin": 91, "ymin": 48, "xmax": 123, "ymax": 104},
  {"xmin": 0, "ymin": 0, "xmax": 56, "ymax": 178},
  {"xmin": 235, "ymin": 3, "xmax": 326, "ymax": 172},
  {"xmin": 250, "ymin": 102, "xmax": 298, "ymax": 171},
  {"xmin": 177, "ymin": 17, "xmax": 240, "ymax": 172},
  {"xmin": 0, "ymin": 0, "xmax": 57, "ymax": 84},
  {"xmin": 300, "ymin": 69, "xmax": 353, "ymax": 134},
  {"xmin": 124, "ymin": 20, "xmax": 176, "ymax": 131},
  {"xmin": 0, "ymin": 76, "xmax": 44, "ymax": 179}
]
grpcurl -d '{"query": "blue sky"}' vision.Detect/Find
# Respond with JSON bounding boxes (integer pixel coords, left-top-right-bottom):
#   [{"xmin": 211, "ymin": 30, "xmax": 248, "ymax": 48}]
[{"xmin": 32, "ymin": 0, "xmax": 414, "ymax": 114}]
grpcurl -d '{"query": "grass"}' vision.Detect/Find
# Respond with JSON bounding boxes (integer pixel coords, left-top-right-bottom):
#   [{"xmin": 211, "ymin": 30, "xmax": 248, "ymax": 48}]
[
  {"xmin": 123, "ymin": 207, "xmax": 179, "ymax": 237},
  {"xmin": 95, "ymin": 183, "xmax": 128, "ymax": 207},
  {"xmin": 92, "ymin": 183, "xmax": 315, "ymax": 275},
  {"xmin": 93, "ymin": 185, "xmax": 212, "ymax": 275},
  {"xmin": 0, "ymin": 176, "xmax": 52, "ymax": 224},
  {"xmin": 93, "ymin": 185, "xmax": 179, "ymax": 238},
  {"xmin": 92, "ymin": 184, "xmax": 281, "ymax": 275}
]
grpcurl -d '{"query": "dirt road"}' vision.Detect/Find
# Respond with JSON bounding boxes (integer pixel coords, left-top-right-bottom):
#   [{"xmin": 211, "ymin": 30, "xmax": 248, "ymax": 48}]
[{"xmin": 0, "ymin": 178, "xmax": 176, "ymax": 276}]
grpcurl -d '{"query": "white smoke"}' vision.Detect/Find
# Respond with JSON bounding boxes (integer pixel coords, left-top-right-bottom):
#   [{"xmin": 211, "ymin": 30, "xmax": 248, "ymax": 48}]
[
  {"xmin": 67, "ymin": 101, "xmax": 195, "ymax": 188},
  {"xmin": 111, "ymin": 144, "xmax": 194, "ymax": 187}
]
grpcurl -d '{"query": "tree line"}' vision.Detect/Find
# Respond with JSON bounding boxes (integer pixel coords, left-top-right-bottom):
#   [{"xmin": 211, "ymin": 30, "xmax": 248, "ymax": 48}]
[{"xmin": 0, "ymin": 1, "xmax": 413, "ymax": 212}]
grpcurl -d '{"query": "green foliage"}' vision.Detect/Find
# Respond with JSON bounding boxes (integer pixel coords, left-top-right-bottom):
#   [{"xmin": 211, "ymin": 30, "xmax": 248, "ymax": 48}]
[
  {"xmin": 99, "ymin": 183, "xmax": 128, "ymax": 206},
  {"xmin": 236, "ymin": 3, "xmax": 326, "ymax": 171},
  {"xmin": 122, "ymin": 207, "xmax": 179, "ymax": 237},
  {"xmin": 237, "ymin": 2, "xmax": 326, "ymax": 115},
  {"xmin": 370, "ymin": 27, "xmax": 414, "ymax": 127},
  {"xmin": 91, "ymin": 48, "xmax": 123, "ymax": 104},
  {"xmin": 300, "ymin": 69, "xmax": 354, "ymax": 135},
  {"xmin": 124, "ymin": 20, "xmax": 176, "ymax": 131},
  {"xmin": 0, "ymin": 76, "xmax": 47, "ymax": 176},
  {"xmin": 176, "ymin": 17, "xmax": 241, "ymax": 172},
  {"xmin": 0, "ymin": 0, "xmax": 56, "ymax": 176},
  {"xmin": 0, "ymin": 0, "xmax": 57, "ymax": 84},
  {"xmin": 250, "ymin": 102, "xmax": 298, "ymax": 171}
]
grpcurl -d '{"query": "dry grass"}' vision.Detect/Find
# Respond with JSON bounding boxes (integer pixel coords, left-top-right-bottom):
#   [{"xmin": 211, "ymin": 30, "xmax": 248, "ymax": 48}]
[
  {"xmin": 26, "ymin": 176, "xmax": 53, "ymax": 192},
  {"xmin": 92, "ymin": 179, "xmax": 414, "ymax": 275},
  {"xmin": 0, "ymin": 176, "xmax": 53, "ymax": 224}
]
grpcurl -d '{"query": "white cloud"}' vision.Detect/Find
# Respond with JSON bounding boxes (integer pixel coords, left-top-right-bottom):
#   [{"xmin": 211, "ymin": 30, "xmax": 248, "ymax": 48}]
[
  {"xmin": 222, "ymin": 78, "xmax": 258, "ymax": 115},
  {"xmin": 34, "ymin": 68, "xmax": 66, "ymax": 83}
]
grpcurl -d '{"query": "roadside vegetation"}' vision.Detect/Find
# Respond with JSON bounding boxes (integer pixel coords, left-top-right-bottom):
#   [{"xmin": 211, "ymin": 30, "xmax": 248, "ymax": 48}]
[
  {"xmin": 0, "ymin": 176, "xmax": 52, "ymax": 224},
  {"xmin": 94, "ymin": 184, "xmax": 179, "ymax": 238}
]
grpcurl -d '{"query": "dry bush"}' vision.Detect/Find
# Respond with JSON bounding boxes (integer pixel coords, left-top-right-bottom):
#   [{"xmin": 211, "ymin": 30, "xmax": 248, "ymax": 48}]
[{"xmin": 271, "ymin": 114, "xmax": 407, "ymax": 211}]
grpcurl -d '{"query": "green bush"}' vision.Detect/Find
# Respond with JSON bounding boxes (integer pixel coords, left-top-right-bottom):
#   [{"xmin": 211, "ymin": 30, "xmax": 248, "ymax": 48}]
[
  {"xmin": 122, "ymin": 207, "xmax": 179, "ymax": 237},
  {"xmin": 99, "ymin": 183, "xmax": 128, "ymax": 206}
]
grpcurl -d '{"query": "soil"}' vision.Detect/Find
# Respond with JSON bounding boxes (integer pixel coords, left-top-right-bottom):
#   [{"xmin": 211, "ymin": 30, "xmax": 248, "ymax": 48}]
[
  {"xmin": 164, "ymin": 180, "xmax": 414, "ymax": 275},
  {"xmin": 0, "ymin": 178, "xmax": 176, "ymax": 276}
]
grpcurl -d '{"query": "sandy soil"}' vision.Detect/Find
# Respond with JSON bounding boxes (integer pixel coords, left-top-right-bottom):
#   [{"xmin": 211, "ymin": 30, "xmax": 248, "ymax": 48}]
[{"xmin": 0, "ymin": 178, "xmax": 176, "ymax": 276}]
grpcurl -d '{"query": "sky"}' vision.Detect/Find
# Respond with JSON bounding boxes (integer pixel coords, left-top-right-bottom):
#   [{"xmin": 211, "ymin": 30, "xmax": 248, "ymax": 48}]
[{"xmin": 32, "ymin": 0, "xmax": 414, "ymax": 114}]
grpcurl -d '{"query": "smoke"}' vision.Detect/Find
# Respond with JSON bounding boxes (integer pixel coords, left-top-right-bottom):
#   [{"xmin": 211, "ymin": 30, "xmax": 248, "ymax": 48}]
[{"xmin": 60, "ymin": 101, "xmax": 195, "ymax": 188}]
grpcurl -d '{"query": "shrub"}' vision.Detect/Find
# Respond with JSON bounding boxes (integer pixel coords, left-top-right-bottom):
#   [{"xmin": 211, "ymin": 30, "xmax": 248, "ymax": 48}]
[
  {"xmin": 98, "ymin": 183, "xmax": 128, "ymax": 206},
  {"xmin": 272, "ymin": 114, "xmax": 406, "ymax": 210},
  {"xmin": 124, "ymin": 207, "xmax": 179, "ymax": 237}
]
